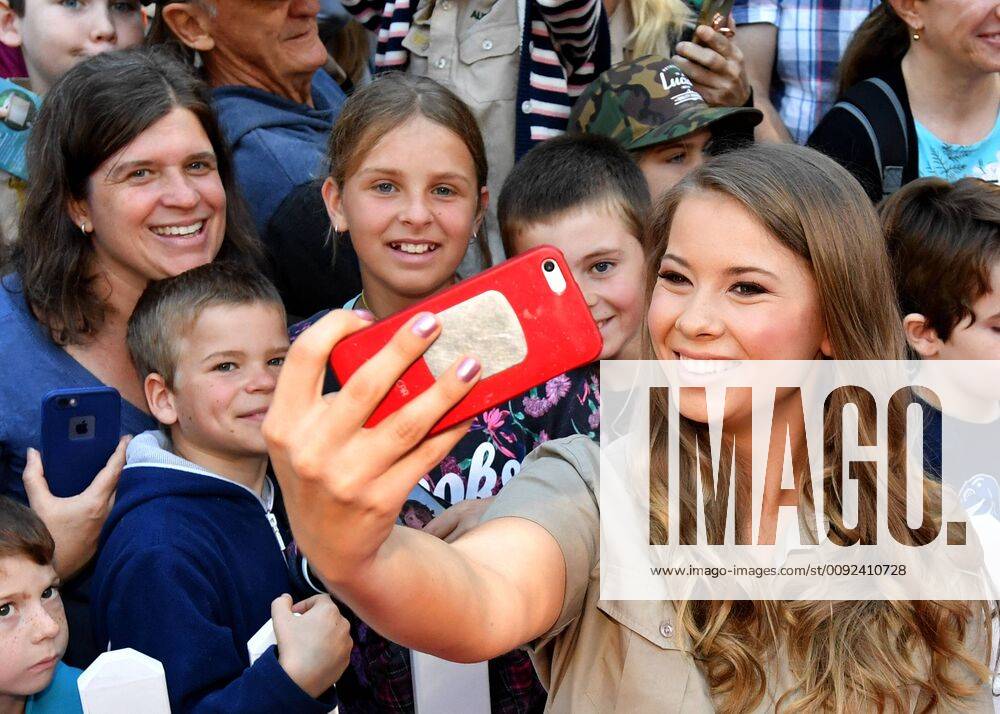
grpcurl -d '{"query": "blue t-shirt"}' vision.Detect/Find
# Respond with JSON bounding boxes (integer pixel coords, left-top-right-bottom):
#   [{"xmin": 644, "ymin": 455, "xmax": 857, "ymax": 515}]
[
  {"xmin": 916, "ymin": 113, "xmax": 1000, "ymax": 184},
  {"xmin": 0, "ymin": 274, "xmax": 156, "ymax": 503},
  {"xmin": 25, "ymin": 662, "xmax": 83, "ymax": 714}
]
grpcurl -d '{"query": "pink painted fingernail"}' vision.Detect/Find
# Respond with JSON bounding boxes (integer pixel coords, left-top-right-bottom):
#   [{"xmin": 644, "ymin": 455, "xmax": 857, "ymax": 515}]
[
  {"xmin": 353, "ymin": 309, "xmax": 375, "ymax": 321},
  {"xmin": 411, "ymin": 312, "xmax": 438, "ymax": 338},
  {"xmin": 456, "ymin": 357, "xmax": 481, "ymax": 382}
]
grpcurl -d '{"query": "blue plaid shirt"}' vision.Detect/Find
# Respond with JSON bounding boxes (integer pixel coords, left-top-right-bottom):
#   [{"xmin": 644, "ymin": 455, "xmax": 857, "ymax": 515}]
[{"xmin": 733, "ymin": 0, "xmax": 879, "ymax": 144}]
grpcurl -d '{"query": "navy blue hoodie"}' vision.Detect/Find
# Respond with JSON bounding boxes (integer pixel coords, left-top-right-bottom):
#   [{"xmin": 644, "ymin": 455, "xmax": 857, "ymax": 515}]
[
  {"xmin": 213, "ymin": 70, "xmax": 346, "ymax": 237},
  {"xmin": 91, "ymin": 432, "xmax": 335, "ymax": 714}
]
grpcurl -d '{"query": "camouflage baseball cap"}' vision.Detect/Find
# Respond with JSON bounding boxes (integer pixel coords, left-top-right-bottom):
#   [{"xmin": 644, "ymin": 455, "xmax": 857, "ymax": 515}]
[{"xmin": 569, "ymin": 56, "xmax": 763, "ymax": 152}]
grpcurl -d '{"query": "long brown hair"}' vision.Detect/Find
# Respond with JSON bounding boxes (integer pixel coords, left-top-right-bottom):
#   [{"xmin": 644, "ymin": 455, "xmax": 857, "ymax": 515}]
[
  {"xmin": 327, "ymin": 72, "xmax": 490, "ymax": 268},
  {"xmin": 837, "ymin": 2, "xmax": 910, "ymax": 95},
  {"xmin": 642, "ymin": 144, "xmax": 990, "ymax": 713},
  {"xmin": 4, "ymin": 48, "xmax": 263, "ymax": 346}
]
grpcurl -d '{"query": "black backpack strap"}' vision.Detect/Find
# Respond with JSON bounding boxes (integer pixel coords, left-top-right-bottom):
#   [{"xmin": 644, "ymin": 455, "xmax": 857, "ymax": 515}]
[{"xmin": 833, "ymin": 78, "xmax": 909, "ymax": 198}]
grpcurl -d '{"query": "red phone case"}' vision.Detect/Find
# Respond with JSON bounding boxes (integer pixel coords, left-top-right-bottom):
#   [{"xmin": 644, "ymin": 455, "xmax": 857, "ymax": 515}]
[{"xmin": 330, "ymin": 246, "xmax": 603, "ymax": 434}]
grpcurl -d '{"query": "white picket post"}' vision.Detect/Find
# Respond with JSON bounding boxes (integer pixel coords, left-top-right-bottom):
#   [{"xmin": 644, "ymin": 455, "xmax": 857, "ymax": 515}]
[
  {"xmin": 78, "ymin": 648, "xmax": 171, "ymax": 714},
  {"xmin": 411, "ymin": 651, "xmax": 490, "ymax": 714}
]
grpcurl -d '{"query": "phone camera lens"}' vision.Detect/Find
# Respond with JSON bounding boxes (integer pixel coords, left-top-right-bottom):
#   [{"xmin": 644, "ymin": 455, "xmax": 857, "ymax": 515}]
[{"xmin": 543, "ymin": 260, "xmax": 556, "ymax": 273}]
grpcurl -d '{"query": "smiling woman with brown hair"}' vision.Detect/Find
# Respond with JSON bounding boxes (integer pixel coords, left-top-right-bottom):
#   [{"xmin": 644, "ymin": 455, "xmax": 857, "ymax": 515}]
[
  {"xmin": 265, "ymin": 142, "xmax": 993, "ymax": 713},
  {"xmin": 809, "ymin": 0, "xmax": 1000, "ymax": 201},
  {"xmin": 0, "ymin": 47, "xmax": 262, "ymax": 665}
]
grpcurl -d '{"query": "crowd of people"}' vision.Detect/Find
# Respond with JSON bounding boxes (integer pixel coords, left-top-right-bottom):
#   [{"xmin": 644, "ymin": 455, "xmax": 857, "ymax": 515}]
[{"xmin": 0, "ymin": 0, "xmax": 998, "ymax": 712}]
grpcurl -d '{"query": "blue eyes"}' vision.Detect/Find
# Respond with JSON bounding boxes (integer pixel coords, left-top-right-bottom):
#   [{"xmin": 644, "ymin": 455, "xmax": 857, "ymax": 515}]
[
  {"xmin": 372, "ymin": 183, "xmax": 457, "ymax": 196},
  {"xmin": 62, "ymin": 0, "xmax": 141, "ymax": 11}
]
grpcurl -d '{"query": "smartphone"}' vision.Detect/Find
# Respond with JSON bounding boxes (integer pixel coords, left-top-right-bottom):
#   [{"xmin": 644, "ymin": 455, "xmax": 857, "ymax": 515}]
[
  {"xmin": 330, "ymin": 246, "xmax": 603, "ymax": 435},
  {"xmin": 40, "ymin": 387, "xmax": 122, "ymax": 498},
  {"xmin": 697, "ymin": 0, "xmax": 735, "ymax": 30}
]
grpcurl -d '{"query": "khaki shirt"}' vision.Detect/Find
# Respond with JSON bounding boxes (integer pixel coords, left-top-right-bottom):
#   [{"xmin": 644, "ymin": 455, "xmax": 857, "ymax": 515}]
[{"xmin": 483, "ymin": 435, "xmax": 994, "ymax": 713}]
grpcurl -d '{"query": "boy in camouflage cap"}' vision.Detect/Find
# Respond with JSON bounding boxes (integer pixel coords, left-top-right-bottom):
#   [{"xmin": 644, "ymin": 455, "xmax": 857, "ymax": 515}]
[{"xmin": 569, "ymin": 56, "xmax": 763, "ymax": 198}]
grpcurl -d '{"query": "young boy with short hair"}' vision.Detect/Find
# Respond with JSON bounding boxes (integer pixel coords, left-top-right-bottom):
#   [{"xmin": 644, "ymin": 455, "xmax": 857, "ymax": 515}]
[
  {"xmin": 0, "ymin": 496, "xmax": 83, "ymax": 714},
  {"xmin": 881, "ymin": 177, "xmax": 1000, "ymax": 481},
  {"xmin": 91, "ymin": 263, "xmax": 351, "ymax": 713},
  {"xmin": 883, "ymin": 177, "xmax": 1000, "ymax": 364},
  {"xmin": 498, "ymin": 132, "xmax": 652, "ymax": 361}
]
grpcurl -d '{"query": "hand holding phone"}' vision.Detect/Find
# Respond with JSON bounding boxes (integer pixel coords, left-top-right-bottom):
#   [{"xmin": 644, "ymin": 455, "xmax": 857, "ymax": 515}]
[
  {"xmin": 697, "ymin": 0, "xmax": 735, "ymax": 34},
  {"xmin": 264, "ymin": 250, "xmax": 600, "ymax": 587},
  {"xmin": 23, "ymin": 438, "xmax": 129, "ymax": 579},
  {"xmin": 672, "ymin": 0, "xmax": 749, "ymax": 107},
  {"xmin": 331, "ymin": 246, "xmax": 602, "ymax": 435}
]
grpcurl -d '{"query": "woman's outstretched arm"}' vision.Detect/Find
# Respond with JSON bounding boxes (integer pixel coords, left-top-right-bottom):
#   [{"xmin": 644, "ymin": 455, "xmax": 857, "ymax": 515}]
[{"xmin": 264, "ymin": 309, "xmax": 567, "ymax": 661}]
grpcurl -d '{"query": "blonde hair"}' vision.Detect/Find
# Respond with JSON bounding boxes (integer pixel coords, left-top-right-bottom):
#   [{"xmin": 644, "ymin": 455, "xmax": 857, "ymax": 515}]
[
  {"xmin": 642, "ymin": 144, "xmax": 991, "ymax": 713},
  {"xmin": 623, "ymin": 0, "xmax": 691, "ymax": 58}
]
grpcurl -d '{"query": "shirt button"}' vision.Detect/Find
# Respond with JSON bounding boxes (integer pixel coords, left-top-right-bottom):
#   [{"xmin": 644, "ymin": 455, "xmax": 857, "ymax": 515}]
[
  {"xmin": 659, "ymin": 622, "xmax": 674, "ymax": 638},
  {"xmin": 482, "ymin": 39, "xmax": 494, "ymax": 50},
  {"xmin": 521, "ymin": 100, "xmax": 532, "ymax": 113},
  {"xmin": 436, "ymin": 57, "xmax": 448, "ymax": 69}
]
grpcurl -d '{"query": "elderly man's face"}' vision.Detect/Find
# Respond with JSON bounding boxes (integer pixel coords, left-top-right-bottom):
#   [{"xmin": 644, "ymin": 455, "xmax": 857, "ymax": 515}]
[{"xmin": 206, "ymin": 0, "xmax": 327, "ymax": 85}]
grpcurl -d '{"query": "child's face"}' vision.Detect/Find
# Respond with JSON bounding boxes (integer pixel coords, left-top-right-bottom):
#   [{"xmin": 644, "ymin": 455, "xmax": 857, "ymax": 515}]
[
  {"xmin": 937, "ymin": 262, "xmax": 1000, "ymax": 360},
  {"xmin": 0, "ymin": 0, "xmax": 144, "ymax": 94},
  {"xmin": 635, "ymin": 129, "xmax": 712, "ymax": 200},
  {"xmin": 402, "ymin": 509, "xmax": 429, "ymax": 529},
  {"xmin": 324, "ymin": 115, "xmax": 486, "ymax": 308},
  {"xmin": 0, "ymin": 555, "xmax": 67, "ymax": 698},
  {"xmin": 158, "ymin": 302, "xmax": 290, "ymax": 461},
  {"xmin": 514, "ymin": 205, "xmax": 645, "ymax": 360}
]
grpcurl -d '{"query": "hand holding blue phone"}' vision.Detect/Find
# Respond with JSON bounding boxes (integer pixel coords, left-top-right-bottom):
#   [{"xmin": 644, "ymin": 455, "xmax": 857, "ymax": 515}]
[{"xmin": 23, "ymin": 437, "xmax": 130, "ymax": 580}]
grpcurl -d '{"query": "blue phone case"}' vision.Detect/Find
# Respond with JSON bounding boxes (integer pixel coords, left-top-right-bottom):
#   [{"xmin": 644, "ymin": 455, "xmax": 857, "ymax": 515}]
[{"xmin": 40, "ymin": 387, "xmax": 122, "ymax": 498}]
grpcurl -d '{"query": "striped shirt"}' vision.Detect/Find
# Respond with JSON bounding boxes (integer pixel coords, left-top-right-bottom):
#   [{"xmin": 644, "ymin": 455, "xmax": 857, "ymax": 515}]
[
  {"xmin": 343, "ymin": 0, "xmax": 608, "ymax": 159},
  {"xmin": 733, "ymin": 0, "xmax": 879, "ymax": 144}
]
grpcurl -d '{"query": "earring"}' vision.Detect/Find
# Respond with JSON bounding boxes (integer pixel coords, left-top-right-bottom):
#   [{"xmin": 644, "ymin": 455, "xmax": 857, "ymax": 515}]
[
  {"xmin": 912, "ymin": 29, "xmax": 921, "ymax": 41},
  {"xmin": 79, "ymin": 222, "xmax": 90, "ymax": 235}
]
